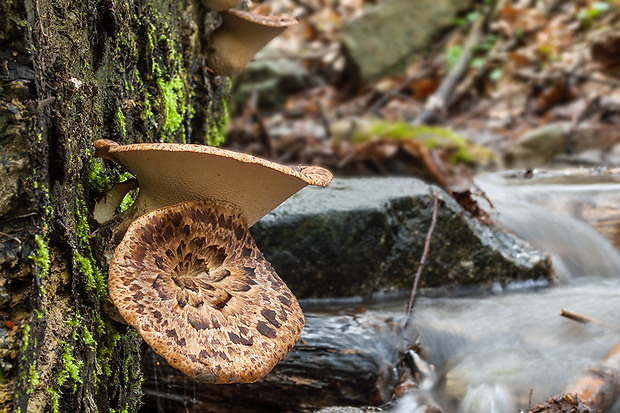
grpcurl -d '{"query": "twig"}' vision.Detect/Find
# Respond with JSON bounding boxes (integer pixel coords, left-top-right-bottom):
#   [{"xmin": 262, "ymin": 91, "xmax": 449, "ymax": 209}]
[
  {"xmin": 413, "ymin": 0, "xmax": 502, "ymax": 125},
  {"xmin": 0, "ymin": 212, "xmax": 37, "ymax": 225},
  {"xmin": 404, "ymin": 190, "xmax": 441, "ymax": 328},
  {"xmin": 414, "ymin": 18, "xmax": 483, "ymax": 124},
  {"xmin": 560, "ymin": 308, "xmax": 613, "ymax": 330},
  {"xmin": 513, "ymin": 68, "xmax": 620, "ymax": 88},
  {"xmin": 0, "ymin": 231, "xmax": 21, "ymax": 245}
]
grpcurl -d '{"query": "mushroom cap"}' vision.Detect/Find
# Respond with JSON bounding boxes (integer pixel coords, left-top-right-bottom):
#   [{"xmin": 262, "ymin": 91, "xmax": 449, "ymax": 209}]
[
  {"xmin": 109, "ymin": 199, "xmax": 305, "ymax": 383},
  {"xmin": 94, "ymin": 139, "xmax": 332, "ymax": 227},
  {"xmin": 207, "ymin": 9, "xmax": 298, "ymax": 76}
]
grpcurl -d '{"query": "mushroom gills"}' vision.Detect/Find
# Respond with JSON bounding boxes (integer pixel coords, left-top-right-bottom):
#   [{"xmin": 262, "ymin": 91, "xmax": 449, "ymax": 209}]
[{"xmin": 108, "ymin": 199, "xmax": 305, "ymax": 383}]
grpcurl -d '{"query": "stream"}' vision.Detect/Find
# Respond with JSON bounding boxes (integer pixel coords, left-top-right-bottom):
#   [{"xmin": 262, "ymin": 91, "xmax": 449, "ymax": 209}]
[
  {"xmin": 311, "ymin": 171, "xmax": 620, "ymax": 413},
  {"xmin": 140, "ymin": 171, "xmax": 620, "ymax": 413}
]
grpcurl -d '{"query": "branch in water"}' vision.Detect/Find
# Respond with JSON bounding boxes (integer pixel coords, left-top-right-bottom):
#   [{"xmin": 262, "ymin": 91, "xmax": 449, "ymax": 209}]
[{"xmin": 404, "ymin": 190, "xmax": 440, "ymax": 328}]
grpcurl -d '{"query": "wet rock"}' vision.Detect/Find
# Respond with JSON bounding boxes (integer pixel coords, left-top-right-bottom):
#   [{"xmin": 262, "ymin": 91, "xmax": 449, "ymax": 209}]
[
  {"xmin": 503, "ymin": 122, "xmax": 618, "ymax": 168},
  {"xmin": 252, "ymin": 177, "xmax": 551, "ymax": 299},
  {"xmin": 341, "ymin": 0, "xmax": 473, "ymax": 85},
  {"xmin": 141, "ymin": 310, "xmax": 415, "ymax": 412}
]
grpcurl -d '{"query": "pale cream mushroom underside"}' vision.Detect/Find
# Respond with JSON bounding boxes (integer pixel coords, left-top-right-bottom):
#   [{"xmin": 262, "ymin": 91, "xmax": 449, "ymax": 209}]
[
  {"xmin": 94, "ymin": 139, "xmax": 332, "ymax": 383},
  {"xmin": 94, "ymin": 139, "xmax": 331, "ymax": 227},
  {"xmin": 207, "ymin": 9, "xmax": 298, "ymax": 76}
]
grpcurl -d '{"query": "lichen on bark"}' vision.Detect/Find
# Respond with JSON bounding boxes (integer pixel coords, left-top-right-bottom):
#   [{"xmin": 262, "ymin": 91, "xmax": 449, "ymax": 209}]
[{"xmin": 0, "ymin": 0, "xmax": 229, "ymax": 411}]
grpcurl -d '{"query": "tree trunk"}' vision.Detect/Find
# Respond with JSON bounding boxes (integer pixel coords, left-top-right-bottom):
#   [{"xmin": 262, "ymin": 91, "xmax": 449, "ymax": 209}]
[{"xmin": 0, "ymin": 0, "xmax": 228, "ymax": 411}]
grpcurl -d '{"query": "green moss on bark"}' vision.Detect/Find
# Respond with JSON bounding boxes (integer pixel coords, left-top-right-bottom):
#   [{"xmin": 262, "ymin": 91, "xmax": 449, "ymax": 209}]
[{"xmin": 3, "ymin": 0, "xmax": 228, "ymax": 411}]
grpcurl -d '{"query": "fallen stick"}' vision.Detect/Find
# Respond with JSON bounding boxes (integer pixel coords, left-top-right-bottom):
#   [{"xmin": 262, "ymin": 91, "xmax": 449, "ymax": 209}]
[
  {"xmin": 560, "ymin": 308, "xmax": 614, "ymax": 330},
  {"xmin": 413, "ymin": 18, "xmax": 482, "ymax": 125},
  {"xmin": 413, "ymin": 0, "xmax": 501, "ymax": 124},
  {"xmin": 404, "ymin": 190, "xmax": 441, "ymax": 328}
]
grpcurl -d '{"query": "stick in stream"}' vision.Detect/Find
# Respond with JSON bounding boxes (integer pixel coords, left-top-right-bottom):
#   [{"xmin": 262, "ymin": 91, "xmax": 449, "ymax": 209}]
[
  {"xmin": 404, "ymin": 190, "xmax": 440, "ymax": 329},
  {"xmin": 560, "ymin": 308, "xmax": 614, "ymax": 330}
]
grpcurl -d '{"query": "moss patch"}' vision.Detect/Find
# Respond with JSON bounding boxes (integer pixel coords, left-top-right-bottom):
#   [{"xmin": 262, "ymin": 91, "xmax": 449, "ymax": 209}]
[
  {"xmin": 32, "ymin": 235, "xmax": 50, "ymax": 278},
  {"xmin": 206, "ymin": 98, "xmax": 229, "ymax": 146},
  {"xmin": 116, "ymin": 107, "xmax": 127, "ymax": 138},
  {"xmin": 57, "ymin": 343, "xmax": 83, "ymax": 393},
  {"xmin": 157, "ymin": 75, "xmax": 186, "ymax": 140}
]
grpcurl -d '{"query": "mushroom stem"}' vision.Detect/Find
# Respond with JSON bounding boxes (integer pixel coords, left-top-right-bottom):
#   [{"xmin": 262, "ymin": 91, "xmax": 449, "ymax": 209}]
[
  {"xmin": 207, "ymin": 9, "xmax": 298, "ymax": 76},
  {"xmin": 93, "ymin": 179, "xmax": 138, "ymax": 224}
]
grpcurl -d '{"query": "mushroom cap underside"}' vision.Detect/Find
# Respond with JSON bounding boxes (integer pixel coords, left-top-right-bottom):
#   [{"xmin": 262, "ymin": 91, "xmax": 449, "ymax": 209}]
[
  {"xmin": 109, "ymin": 199, "xmax": 304, "ymax": 383},
  {"xmin": 206, "ymin": 10, "xmax": 298, "ymax": 76},
  {"xmin": 94, "ymin": 139, "xmax": 332, "ymax": 226}
]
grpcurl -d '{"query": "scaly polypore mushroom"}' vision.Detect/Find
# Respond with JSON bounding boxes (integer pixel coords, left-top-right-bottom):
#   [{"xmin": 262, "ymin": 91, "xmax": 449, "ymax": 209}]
[
  {"xmin": 206, "ymin": 9, "xmax": 298, "ymax": 76},
  {"xmin": 94, "ymin": 139, "xmax": 332, "ymax": 383}
]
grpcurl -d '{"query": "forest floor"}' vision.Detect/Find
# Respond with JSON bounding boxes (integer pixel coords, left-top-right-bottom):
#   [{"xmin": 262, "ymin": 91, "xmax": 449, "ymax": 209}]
[{"xmin": 224, "ymin": 0, "xmax": 620, "ymax": 195}]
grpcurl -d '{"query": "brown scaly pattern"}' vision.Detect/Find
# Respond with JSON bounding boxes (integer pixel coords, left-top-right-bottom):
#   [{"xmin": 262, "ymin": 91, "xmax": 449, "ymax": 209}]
[{"xmin": 108, "ymin": 199, "xmax": 304, "ymax": 383}]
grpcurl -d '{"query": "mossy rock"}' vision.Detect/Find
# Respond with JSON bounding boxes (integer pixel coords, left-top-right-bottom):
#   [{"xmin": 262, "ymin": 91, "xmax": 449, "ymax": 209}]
[{"xmin": 252, "ymin": 177, "xmax": 551, "ymax": 298}]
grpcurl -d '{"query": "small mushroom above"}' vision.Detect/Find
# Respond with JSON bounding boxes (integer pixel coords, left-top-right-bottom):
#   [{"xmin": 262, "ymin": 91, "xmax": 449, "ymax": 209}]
[
  {"xmin": 94, "ymin": 139, "xmax": 331, "ymax": 226},
  {"xmin": 95, "ymin": 139, "xmax": 332, "ymax": 383},
  {"xmin": 109, "ymin": 199, "xmax": 304, "ymax": 383},
  {"xmin": 206, "ymin": 9, "xmax": 298, "ymax": 76}
]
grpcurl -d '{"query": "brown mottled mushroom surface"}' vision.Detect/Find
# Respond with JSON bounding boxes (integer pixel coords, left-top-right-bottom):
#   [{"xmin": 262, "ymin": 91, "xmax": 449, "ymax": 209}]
[
  {"xmin": 94, "ymin": 139, "xmax": 332, "ymax": 226},
  {"xmin": 109, "ymin": 199, "xmax": 305, "ymax": 383}
]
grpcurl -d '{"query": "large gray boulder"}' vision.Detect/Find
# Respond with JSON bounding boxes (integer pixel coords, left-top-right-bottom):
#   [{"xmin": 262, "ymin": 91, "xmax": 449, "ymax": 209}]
[
  {"xmin": 251, "ymin": 177, "xmax": 551, "ymax": 299},
  {"xmin": 341, "ymin": 0, "xmax": 474, "ymax": 85}
]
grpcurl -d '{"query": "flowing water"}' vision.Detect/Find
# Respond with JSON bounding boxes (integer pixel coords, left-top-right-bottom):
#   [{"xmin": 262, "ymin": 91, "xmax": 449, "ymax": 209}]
[
  {"xmin": 146, "ymin": 171, "xmax": 620, "ymax": 413},
  {"xmin": 377, "ymin": 171, "xmax": 620, "ymax": 412}
]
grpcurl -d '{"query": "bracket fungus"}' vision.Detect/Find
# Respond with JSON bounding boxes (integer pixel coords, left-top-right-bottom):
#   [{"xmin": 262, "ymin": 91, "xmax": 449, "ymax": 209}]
[
  {"xmin": 94, "ymin": 139, "xmax": 332, "ymax": 383},
  {"xmin": 206, "ymin": 9, "xmax": 298, "ymax": 76}
]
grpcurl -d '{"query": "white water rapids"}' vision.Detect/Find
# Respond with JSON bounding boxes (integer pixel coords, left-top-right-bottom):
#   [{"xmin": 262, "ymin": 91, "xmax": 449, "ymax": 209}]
[{"xmin": 390, "ymin": 171, "xmax": 620, "ymax": 412}]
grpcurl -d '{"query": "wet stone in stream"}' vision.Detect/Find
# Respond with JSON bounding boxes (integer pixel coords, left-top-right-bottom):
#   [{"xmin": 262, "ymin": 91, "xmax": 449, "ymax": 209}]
[{"xmin": 252, "ymin": 177, "xmax": 552, "ymax": 299}]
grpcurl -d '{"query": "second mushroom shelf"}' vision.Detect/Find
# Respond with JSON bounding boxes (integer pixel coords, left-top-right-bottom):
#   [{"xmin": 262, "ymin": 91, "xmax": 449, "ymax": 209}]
[{"xmin": 94, "ymin": 139, "xmax": 332, "ymax": 383}]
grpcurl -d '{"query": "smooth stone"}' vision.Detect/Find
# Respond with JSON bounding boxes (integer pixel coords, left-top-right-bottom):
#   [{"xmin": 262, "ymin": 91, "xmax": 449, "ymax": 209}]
[
  {"xmin": 341, "ymin": 0, "xmax": 473, "ymax": 85},
  {"xmin": 252, "ymin": 177, "xmax": 552, "ymax": 299}
]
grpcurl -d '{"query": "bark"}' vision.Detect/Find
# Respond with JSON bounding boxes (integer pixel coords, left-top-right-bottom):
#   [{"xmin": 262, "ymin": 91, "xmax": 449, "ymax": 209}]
[{"xmin": 0, "ymin": 0, "xmax": 228, "ymax": 411}]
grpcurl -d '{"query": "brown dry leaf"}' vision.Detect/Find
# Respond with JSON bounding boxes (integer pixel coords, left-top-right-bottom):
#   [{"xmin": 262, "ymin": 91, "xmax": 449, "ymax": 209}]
[
  {"xmin": 536, "ymin": 20, "xmax": 574, "ymax": 58},
  {"xmin": 591, "ymin": 30, "xmax": 620, "ymax": 73},
  {"xmin": 498, "ymin": 2, "xmax": 519, "ymax": 22},
  {"xmin": 411, "ymin": 76, "xmax": 441, "ymax": 101},
  {"xmin": 285, "ymin": 94, "xmax": 320, "ymax": 116},
  {"xmin": 534, "ymin": 81, "xmax": 576, "ymax": 113},
  {"xmin": 531, "ymin": 393, "xmax": 596, "ymax": 413},
  {"xmin": 507, "ymin": 51, "xmax": 533, "ymax": 69},
  {"xmin": 498, "ymin": 3, "xmax": 549, "ymax": 37}
]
